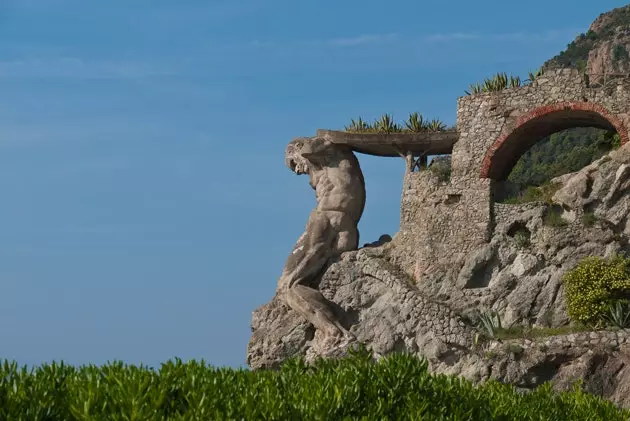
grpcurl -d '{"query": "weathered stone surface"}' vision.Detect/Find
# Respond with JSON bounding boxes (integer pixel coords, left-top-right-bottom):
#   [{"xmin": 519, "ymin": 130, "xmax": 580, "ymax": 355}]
[{"xmin": 248, "ymin": 247, "xmax": 475, "ymax": 369}]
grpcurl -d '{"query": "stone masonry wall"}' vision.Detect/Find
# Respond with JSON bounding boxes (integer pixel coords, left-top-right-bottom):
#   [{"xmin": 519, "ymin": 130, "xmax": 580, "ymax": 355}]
[
  {"xmin": 396, "ymin": 68, "xmax": 630, "ymax": 283},
  {"xmin": 454, "ymin": 68, "xmax": 630, "ymax": 179},
  {"xmin": 489, "ymin": 329, "xmax": 630, "ymax": 353},
  {"xmin": 392, "ymin": 169, "xmax": 491, "ymax": 280},
  {"xmin": 493, "ymin": 202, "xmax": 544, "ymax": 227}
]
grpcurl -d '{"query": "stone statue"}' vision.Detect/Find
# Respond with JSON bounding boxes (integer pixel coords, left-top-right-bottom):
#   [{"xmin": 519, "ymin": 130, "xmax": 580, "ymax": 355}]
[{"xmin": 278, "ymin": 136, "xmax": 366, "ymax": 349}]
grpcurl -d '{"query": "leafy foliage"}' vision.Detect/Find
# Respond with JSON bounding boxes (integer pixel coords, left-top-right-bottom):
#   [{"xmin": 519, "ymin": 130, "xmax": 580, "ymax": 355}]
[
  {"xmin": 563, "ymin": 255, "xmax": 630, "ymax": 326},
  {"xmin": 500, "ymin": 182, "xmax": 561, "ymax": 205},
  {"xmin": 604, "ymin": 300, "xmax": 630, "ymax": 328},
  {"xmin": 582, "ymin": 211, "xmax": 598, "ymax": 227},
  {"xmin": 612, "ymin": 44, "xmax": 630, "ymax": 63},
  {"xmin": 474, "ymin": 310, "xmax": 502, "ymax": 340},
  {"xmin": 0, "ymin": 350, "xmax": 628, "ymax": 420},
  {"xmin": 543, "ymin": 207, "xmax": 568, "ymax": 227},
  {"xmin": 545, "ymin": 5, "xmax": 630, "ymax": 70},
  {"xmin": 345, "ymin": 112, "xmax": 450, "ymax": 134},
  {"xmin": 513, "ymin": 229, "xmax": 531, "ymax": 248},
  {"xmin": 508, "ymin": 128, "xmax": 620, "ymax": 188},
  {"xmin": 428, "ymin": 160, "xmax": 451, "ymax": 182}
]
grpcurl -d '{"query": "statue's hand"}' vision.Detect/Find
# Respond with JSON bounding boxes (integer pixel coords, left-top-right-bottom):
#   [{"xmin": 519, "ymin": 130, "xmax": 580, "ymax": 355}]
[{"xmin": 300, "ymin": 137, "xmax": 331, "ymax": 160}]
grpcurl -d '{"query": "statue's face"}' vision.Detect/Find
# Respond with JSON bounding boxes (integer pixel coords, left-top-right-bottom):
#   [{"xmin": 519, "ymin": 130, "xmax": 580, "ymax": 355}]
[{"xmin": 285, "ymin": 137, "xmax": 311, "ymax": 175}]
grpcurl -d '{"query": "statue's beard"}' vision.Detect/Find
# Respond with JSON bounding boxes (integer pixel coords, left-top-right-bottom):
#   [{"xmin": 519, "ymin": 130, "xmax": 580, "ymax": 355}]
[{"xmin": 288, "ymin": 158, "xmax": 309, "ymax": 175}]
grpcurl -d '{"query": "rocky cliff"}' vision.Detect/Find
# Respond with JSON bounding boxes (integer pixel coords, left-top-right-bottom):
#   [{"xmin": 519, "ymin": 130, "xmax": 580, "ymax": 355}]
[
  {"xmin": 249, "ymin": 143, "xmax": 630, "ymax": 408},
  {"xmin": 546, "ymin": 5, "xmax": 630, "ymax": 81}
]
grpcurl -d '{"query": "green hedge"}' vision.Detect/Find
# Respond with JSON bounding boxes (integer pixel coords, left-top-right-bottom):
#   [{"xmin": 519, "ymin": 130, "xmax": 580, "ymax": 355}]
[{"xmin": 0, "ymin": 350, "xmax": 628, "ymax": 420}]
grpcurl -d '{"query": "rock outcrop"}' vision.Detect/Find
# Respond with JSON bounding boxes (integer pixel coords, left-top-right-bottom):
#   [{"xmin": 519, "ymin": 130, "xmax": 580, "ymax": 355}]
[
  {"xmin": 249, "ymin": 6, "xmax": 630, "ymax": 409},
  {"xmin": 546, "ymin": 5, "xmax": 630, "ymax": 82},
  {"xmin": 249, "ymin": 141, "xmax": 630, "ymax": 408}
]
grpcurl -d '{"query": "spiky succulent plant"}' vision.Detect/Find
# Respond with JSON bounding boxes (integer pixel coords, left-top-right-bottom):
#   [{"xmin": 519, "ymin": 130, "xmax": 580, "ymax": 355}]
[
  {"xmin": 405, "ymin": 112, "xmax": 426, "ymax": 132},
  {"xmin": 344, "ymin": 117, "xmax": 372, "ymax": 132},
  {"xmin": 374, "ymin": 113, "xmax": 402, "ymax": 133},
  {"xmin": 426, "ymin": 119, "xmax": 447, "ymax": 132}
]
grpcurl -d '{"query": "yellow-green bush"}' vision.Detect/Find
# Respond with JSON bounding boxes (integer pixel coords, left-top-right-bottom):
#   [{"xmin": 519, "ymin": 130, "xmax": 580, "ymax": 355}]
[{"xmin": 564, "ymin": 255, "xmax": 630, "ymax": 325}]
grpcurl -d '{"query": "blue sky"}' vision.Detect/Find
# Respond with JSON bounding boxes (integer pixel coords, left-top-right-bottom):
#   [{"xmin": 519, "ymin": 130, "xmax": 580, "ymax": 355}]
[{"xmin": 0, "ymin": 0, "xmax": 626, "ymax": 369}]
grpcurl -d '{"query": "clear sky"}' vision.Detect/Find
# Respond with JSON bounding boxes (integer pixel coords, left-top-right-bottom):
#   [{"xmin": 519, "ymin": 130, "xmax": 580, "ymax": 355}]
[{"xmin": 0, "ymin": 0, "xmax": 627, "ymax": 369}]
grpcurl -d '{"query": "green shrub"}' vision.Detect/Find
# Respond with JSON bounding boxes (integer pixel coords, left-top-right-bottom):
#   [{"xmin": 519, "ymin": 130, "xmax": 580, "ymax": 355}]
[
  {"xmin": 544, "ymin": 207, "xmax": 567, "ymax": 227},
  {"xmin": 428, "ymin": 162, "xmax": 451, "ymax": 182},
  {"xmin": 563, "ymin": 255, "xmax": 630, "ymax": 326},
  {"xmin": 612, "ymin": 44, "xmax": 629, "ymax": 63},
  {"xmin": 513, "ymin": 229, "xmax": 531, "ymax": 248},
  {"xmin": 0, "ymin": 350, "xmax": 628, "ymax": 420},
  {"xmin": 505, "ymin": 343, "xmax": 524, "ymax": 355},
  {"xmin": 500, "ymin": 182, "xmax": 560, "ymax": 205},
  {"xmin": 582, "ymin": 211, "xmax": 597, "ymax": 227}
]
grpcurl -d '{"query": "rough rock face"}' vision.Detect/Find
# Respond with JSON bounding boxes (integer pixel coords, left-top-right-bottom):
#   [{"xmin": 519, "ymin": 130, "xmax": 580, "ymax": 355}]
[
  {"xmin": 248, "ymin": 143, "xmax": 630, "ymax": 408},
  {"xmin": 248, "ymin": 247, "xmax": 475, "ymax": 370},
  {"xmin": 546, "ymin": 5, "xmax": 630, "ymax": 80}
]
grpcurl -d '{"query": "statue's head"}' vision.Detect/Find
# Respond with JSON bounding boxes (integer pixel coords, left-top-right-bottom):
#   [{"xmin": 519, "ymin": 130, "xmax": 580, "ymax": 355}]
[
  {"xmin": 285, "ymin": 136, "xmax": 338, "ymax": 175},
  {"xmin": 285, "ymin": 137, "xmax": 312, "ymax": 175}
]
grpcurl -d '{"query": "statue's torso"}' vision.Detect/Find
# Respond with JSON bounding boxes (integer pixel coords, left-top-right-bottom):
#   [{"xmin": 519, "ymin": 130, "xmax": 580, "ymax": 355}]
[{"xmin": 314, "ymin": 155, "xmax": 365, "ymax": 224}]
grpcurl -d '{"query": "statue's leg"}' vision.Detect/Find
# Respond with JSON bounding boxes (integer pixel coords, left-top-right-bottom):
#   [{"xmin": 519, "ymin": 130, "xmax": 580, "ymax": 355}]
[{"xmin": 278, "ymin": 211, "xmax": 353, "ymax": 343}]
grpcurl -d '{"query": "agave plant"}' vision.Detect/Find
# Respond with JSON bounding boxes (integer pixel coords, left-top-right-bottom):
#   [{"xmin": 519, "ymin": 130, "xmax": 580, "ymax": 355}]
[
  {"xmin": 344, "ymin": 117, "xmax": 372, "ymax": 132},
  {"xmin": 508, "ymin": 75, "xmax": 521, "ymax": 88},
  {"xmin": 465, "ymin": 82, "xmax": 483, "ymax": 95},
  {"xmin": 466, "ymin": 72, "xmax": 525, "ymax": 95},
  {"xmin": 526, "ymin": 67, "xmax": 544, "ymax": 84},
  {"xmin": 374, "ymin": 113, "xmax": 402, "ymax": 134},
  {"xmin": 475, "ymin": 310, "xmax": 502, "ymax": 339},
  {"xmin": 405, "ymin": 112, "xmax": 426, "ymax": 132},
  {"xmin": 604, "ymin": 301, "xmax": 630, "ymax": 328},
  {"xmin": 425, "ymin": 118, "xmax": 447, "ymax": 132},
  {"xmin": 483, "ymin": 72, "xmax": 509, "ymax": 92}
]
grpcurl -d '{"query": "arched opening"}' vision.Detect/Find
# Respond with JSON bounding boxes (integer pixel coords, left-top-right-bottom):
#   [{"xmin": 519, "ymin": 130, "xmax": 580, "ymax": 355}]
[{"xmin": 480, "ymin": 102, "xmax": 628, "ymax": 184}]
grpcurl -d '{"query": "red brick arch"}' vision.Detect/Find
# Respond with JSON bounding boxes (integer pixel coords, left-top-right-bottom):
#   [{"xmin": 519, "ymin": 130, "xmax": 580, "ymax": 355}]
[{"xmin": 480, "ymin": 102, "xmax": 629, "ymax": 180}]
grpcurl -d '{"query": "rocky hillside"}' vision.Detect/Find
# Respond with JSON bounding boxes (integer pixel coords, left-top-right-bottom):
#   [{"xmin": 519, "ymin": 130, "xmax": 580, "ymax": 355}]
[{"xmin": 545, "ymin": 4, "xmax": 630, "ymax": 78}]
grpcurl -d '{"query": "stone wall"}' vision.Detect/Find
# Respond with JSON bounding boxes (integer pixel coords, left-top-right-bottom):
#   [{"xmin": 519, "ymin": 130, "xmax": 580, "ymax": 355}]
[
  {"xmin": 454, "ymin": 68, "xmax": 630, "ymax": 179},
  {"xmin": 493, "ymin": 202, "xmax": 544, "ymax": 227},
  {"xmin": 392, "ymin": 169, "xmax": 491, "ymax": 280},
  {"xmin": 488, "ymin": 329, "xmax": 630, "ymax": 353},
  {"xmin": 396, "ymin": 68, "xmax": 630, "ymax": 284}
]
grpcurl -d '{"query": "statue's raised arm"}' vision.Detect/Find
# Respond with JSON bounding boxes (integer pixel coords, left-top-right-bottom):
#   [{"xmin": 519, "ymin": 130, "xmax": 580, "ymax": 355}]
[{"xmin": 278, "ymin": 136, "xmax": 366, "ymax": 350}]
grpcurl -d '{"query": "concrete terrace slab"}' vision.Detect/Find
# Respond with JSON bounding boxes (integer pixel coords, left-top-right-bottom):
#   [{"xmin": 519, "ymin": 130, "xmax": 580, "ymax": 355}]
[{"xmin": 316, "ymin": 129, "xmax": 458, "ymax": 157}]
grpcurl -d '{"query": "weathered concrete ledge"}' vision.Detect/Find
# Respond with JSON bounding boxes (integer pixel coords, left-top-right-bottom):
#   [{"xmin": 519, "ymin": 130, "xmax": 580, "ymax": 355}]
[{"xmin": 316, "ymin": 129, "xmax": 458, "ymax": 157}]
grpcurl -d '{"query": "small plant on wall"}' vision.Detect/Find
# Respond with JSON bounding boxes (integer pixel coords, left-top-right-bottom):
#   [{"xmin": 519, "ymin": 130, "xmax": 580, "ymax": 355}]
[
  {"xmin": 465, "ymin": 68, "xmax": 544, "ymax": 95},
  {"xmin": 405, "ymin": 112, "xmax": 426, "ymax": 132},
  {"xmin": 373, "ymin": 113, "xmax": 403, "ymax": 133},
  {"xmin": 344, "ymin": 117, "xmax": 372, "ymax": 132}
]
